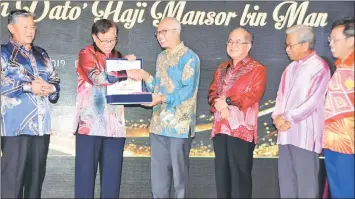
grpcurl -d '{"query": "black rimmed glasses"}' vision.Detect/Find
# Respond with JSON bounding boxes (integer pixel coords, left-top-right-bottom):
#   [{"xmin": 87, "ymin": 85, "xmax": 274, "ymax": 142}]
[
  {"xmin": 96, "ymin": 35, "xmax": 118, "ymax": 45},
  {"xmin": 284, "ymin": 41, "xmax": 305, "ymax": 49},
  {"xmin": 154, "ymin": 29, "xmax": 177, "ymax": 37}
]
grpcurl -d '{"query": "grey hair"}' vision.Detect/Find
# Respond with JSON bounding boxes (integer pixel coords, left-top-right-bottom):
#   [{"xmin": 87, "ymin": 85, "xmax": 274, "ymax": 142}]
[
  {"xmin": 8, "ymin": 9, "xmax": 35, "ymax": 24},
  {"xmin": 163, "ymin": 17, "xmax": 181, "ymax": 33},
  {"xmin": 285, "ymin": 25, "xmax": 315, "ymax": 49}
]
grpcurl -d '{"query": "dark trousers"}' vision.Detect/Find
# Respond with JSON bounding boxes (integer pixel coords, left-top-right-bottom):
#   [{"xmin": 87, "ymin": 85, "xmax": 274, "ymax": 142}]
[
  {"xmin": 1, "ymin": 135, "xmax": 50, "ymax": 199},
  {"xmin": 75, "ymin": 134, "xmax": 126, "ymax": 199},
  {"xmin": 213, "ymin": 134, "xmax": 255, "ymax": 198}
]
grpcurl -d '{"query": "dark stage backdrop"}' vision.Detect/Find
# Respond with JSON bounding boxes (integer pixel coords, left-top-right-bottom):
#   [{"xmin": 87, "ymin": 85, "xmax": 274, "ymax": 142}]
[{"xmin": 1, "ymin": 1, "xmax": 354, "ymax": 157}]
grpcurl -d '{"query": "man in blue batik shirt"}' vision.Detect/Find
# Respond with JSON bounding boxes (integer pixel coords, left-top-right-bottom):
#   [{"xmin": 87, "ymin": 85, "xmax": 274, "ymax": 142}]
[
  {"xmin": 1, "ymin": 9, "xmax": 60, "ymax": 198},
  {"xmin": 139, "ymin": 17, "xmax": 200, "ymax": 198}
]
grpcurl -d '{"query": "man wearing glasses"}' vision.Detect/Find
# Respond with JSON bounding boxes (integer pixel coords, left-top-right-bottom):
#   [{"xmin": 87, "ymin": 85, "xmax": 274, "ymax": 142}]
[
  {"xmin": 1, "ymin": 9, "xmax": 60, "ymax": 198},
  {"xmin": 323, "ymin": 17, "xmax": 354, "ymax": 199},
  {"xmin": 272, "ymin": 25, "xmax": 331, "ymax": 198},
  {"xmin": 74, "ymin": 19, "xmax": 141, "ymax": 198},
  {"xmin": 208, "ymin": 27, "xmax": 267, "ymax": 198},
  {"xmin": 138, "ymin": 17, "xmax": 200, "ymax": 198}
]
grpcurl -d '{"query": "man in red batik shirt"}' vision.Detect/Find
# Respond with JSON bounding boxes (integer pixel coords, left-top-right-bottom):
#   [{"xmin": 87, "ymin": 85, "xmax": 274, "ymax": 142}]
[{"xmin": 208, "ymin": 27, "xmax": 267, "ymax": 198}]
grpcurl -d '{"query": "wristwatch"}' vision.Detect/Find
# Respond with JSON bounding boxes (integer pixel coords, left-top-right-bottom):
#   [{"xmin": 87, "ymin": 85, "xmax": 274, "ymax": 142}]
[{"xmin": 225, "ymin": 97, "xmax": 231, "ymax": 105}]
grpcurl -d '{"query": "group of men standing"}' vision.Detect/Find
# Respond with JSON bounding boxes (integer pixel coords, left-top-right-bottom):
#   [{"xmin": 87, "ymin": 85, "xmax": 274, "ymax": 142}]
[{"xmin": 1, "ymin": 8, "xmax": 353, "ymax": 199}]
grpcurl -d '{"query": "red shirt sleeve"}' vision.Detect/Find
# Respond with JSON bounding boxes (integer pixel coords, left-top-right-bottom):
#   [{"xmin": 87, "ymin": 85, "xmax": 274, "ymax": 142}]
[{"xmin": 208, "ymin": 66, "xmax": 221, "ymax": 113}]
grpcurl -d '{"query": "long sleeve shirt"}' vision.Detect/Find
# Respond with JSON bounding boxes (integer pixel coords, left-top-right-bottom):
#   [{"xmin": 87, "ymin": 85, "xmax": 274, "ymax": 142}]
[
  {"xmin": 323, "ymin": 51, "xmax": 354, "ymax": 154},
  {"xmin": 75, "ymin": 44, "xmax": 128, "ymax": 137},
  {"xmin": 1, "ymin": 39, "xmax": 60, "ymax": 136},
  {"xmin": 208, "ymin": 56, "xmax": 267, "ymax": 143},
  {"xmin": 272, "ymin": 51, "xmax": 331, "ymax": 153},
  {"xmin": 144, "ymin": 42, "xmax": 200, "ymax": 138}
]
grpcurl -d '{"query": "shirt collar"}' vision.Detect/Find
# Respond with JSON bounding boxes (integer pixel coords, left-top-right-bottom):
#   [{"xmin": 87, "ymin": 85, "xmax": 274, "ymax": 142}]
[
  {"xmin": 296, "ymin": 50, "xmax": 316, "ymax": 64},
  {"xmin": 10, "ymin": 38, "xmax": 33, "ymax": 52},
  {"xmin": 335, "ymin": 51, "xmax": 354, "ymax": 67},
  {"xmin": 165, "ymin": 42, "xmax": 185, "ymax": 57},
  {"xmin": 229, "ymin": 55, "xmax": 251, "ymax": 70}
]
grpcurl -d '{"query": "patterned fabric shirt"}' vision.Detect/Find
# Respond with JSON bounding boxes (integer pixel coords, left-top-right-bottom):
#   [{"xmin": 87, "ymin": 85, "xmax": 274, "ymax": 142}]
[
  {"xmin": 144, "ymin": 42, "xmax": 200, "ymax": 138},
  {"xmin": 273, "ymin": 51, "xmax": 331, "ymax": 153},
  {"xmin": 75, "ymin": 44, "xmax": 128, "ymax": 137},
  {"xmin": 1, "ymin": 39, "xmax": 60, "ymax": 136},
  {"xmin": 323, "ymin": 51, "xmax": 354, "ymax": 154},
  {"xmin": 208, "ymin": 56, "xmax": 267, "ymax": 143}
]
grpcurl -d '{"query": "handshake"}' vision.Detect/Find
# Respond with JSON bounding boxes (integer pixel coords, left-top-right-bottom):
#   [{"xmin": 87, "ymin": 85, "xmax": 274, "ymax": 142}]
[
  {"xmin": 125, "ymin": 69, "xmax": 150, "ymax": 82},
  {"xmin": 122, "ymin": 54, "xmax": 150, "ymax": 82}
]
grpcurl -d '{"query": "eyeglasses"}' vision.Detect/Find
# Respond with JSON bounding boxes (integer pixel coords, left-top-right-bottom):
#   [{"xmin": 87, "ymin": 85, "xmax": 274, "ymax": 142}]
[
  {"xmin": 226, "ymin": 39, "xmax": 250, "ymax": 45},
  {"xmin": 284, "ymin": 41, "xmax": 305, "ymax": 48},
  {"xmin": 154, "ymin": 29, "xmax": 177, "ymax": 37},
  {"xmin": 328, "ymin": 37, "xmax": 348, "ymax": 43},
  {"xmin": 96, "ymin": 35, "xmax": 117, "ymax": 45}
]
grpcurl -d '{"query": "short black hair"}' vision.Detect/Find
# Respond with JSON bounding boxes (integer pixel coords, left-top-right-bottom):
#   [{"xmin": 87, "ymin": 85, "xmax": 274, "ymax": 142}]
[
  {"xmin": 91, "ymin": 19, "xmax": 118, "ymax": 36},
  {"xmin": 332, "ymin": 17, "xmax": 354, "ymax": 37}
]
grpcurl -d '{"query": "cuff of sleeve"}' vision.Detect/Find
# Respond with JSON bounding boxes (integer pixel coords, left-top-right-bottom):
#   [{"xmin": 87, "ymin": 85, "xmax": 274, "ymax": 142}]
[
  {"xmin": 283, "ymin": 112, "xmax": 294, "ymax": 125},
  {"xmin": 51, "ymin": 85, "xmax": 56, "ymax": 92},
  {"xmin": 165, "ymin": 94, "xmax": 171, "ymax": 104},
  {"xmin": 116, "ymin": 70, "xmax": 128, "ymax": 81},
  {"xmin": 22, "ymin": 82, "xmax": 32, "ymax": 93}
]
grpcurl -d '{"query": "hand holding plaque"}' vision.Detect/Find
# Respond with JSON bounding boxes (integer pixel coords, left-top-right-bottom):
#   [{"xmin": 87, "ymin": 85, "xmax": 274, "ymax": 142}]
[{"xmin": 105, "ymin": 58, "xmax": 152, "ymax": 104}]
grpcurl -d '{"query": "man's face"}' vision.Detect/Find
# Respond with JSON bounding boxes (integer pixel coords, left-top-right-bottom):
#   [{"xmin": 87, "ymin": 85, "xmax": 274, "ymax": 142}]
[
  {"xmin": 285, "ymin": 32, "xmax": 306, "ymax": 61},
  {"xmin": 226, "ymin": 30, "xmax": 251, "ymax": 60},
  {"xmin": 329, "ymin": 26, "xmax": 353, "ymax": 59},
  {"xmin": 92, "ymin": 27, "xmax": 117, "ymax": 54},
  {"xmin": 8, "ymin": 16, "xmax": 36, "ymax": 47},
  {"xmin": 156, "ymin": 20, "xmax": 178, "ymax": 50}
]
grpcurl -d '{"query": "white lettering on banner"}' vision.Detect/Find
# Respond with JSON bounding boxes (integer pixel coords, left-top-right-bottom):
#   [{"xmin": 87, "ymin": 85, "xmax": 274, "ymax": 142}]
[
  {"xmin": 273, "ymin": 1, "xmax": 328, "ymax": 29},
  {"xmin": 0, "ymin": 2, "xmax": 10, "ymax": 16},
  {"xmin": 151, "ymin": 1, "xmax": 237, "ymax": 27},
  {"xmin": 48, "ymin": 1, "xmax": 83, "ymax": 20},
  {"xmin": 51, "ymin": 60, "xmax": 66, "ymax": 69},
  {"xmin": 240, "ymin": 4, "xmax": 267, "ymax": 26},
  {"xmin": 92, "ymin": 1, "xmax": 145, "ymax": 29},
  {"xmin": 0, "ymin": 1, "xmax": 329, "ymax": 30}
]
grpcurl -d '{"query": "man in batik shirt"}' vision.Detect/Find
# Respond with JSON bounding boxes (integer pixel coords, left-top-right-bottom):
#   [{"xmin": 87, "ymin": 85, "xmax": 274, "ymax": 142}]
[
  {"xmin": 272, "ymin": 25, "xmax": 331, "ymax": 198},
  {"xmin": 208, "ymin": 27, "xmax": 267, "ymax": 198},
  {"xmin": 323, "ymin": 17, "xmax": 354, "ymax": 198},
  {"xmin": 1, "ymin": 10, "xmax": 60, "ymax": 198},
  {"xmin": 74, "ymin": 19, "xmax": 141, "ymax": 198},
  {"xmin": 140, "ymin": 17, "xmax": 200, "ymax": 198}
]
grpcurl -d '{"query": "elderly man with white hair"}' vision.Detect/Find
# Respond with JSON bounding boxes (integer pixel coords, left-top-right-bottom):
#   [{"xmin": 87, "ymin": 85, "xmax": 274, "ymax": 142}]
[
  {"xmin": 139, "ymin": 17, "xmax": 200, "ymax": 198},
  {"xmin": 272, "ymin": 24, "xmax": 331, "ymax": 198},
  {"xmin": 1, "ymin": 9, "xmax": 60, "ymax": 198}
]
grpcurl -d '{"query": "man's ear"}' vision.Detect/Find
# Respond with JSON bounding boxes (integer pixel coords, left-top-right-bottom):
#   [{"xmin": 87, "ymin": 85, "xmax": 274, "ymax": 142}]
[{"xmin": 8, "ymin": 24, "xmax": 15, "ymax": 35}]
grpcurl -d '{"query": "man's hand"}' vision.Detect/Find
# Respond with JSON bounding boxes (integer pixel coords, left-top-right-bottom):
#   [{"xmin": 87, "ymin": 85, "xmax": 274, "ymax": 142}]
[
  {"xmin": 32, "ymin": 78, "xmax": 55, "ymax": 96},
  {"xmin": 214, "ymin": 97, "xmax": 228, "ymax": 112},
  {"xmin": 220, "ymin": 107, "xmax": 230, "ymax": 120},
  {"xmin": 279, "ymin": 121, "xmax": 291, "ymax": 132},
  {"xmin": 141, "ymin": 93, "xmax": 163, "ymax": 107},
  {"xmin": 126, "ymin": 69, "xmax": 143, "ymax": 81},
  {"xmin": 273, "ymin": 115, "xmax": 291, "ymax": 132},
  {"xmin": 125, "ymin": 54, "xmax": 136, "ymax": 61}
]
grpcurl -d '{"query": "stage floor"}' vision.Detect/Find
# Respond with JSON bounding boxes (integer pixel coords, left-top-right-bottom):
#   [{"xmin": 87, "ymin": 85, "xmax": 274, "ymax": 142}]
[{"xmin": 44, "ymin": 140, "xmax": 326, "ymax": 198}]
